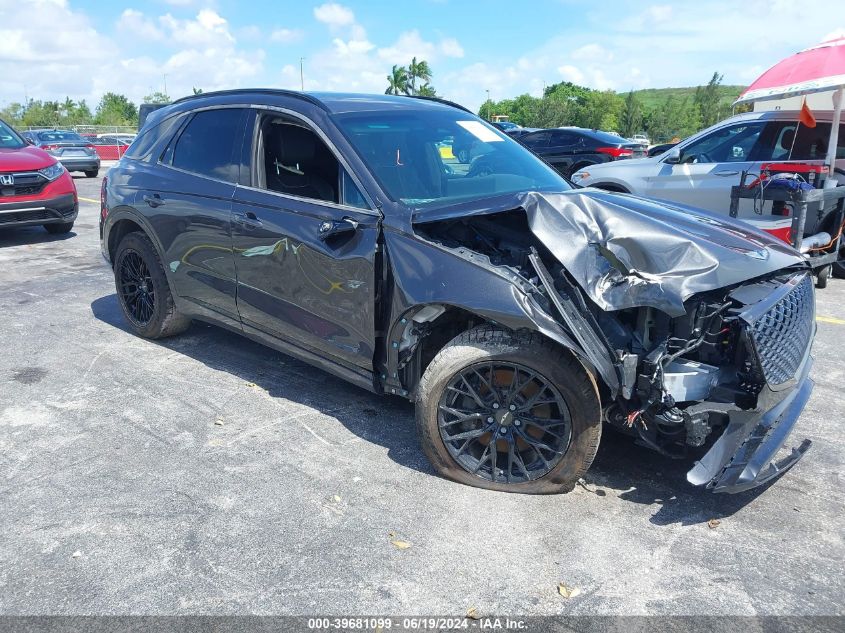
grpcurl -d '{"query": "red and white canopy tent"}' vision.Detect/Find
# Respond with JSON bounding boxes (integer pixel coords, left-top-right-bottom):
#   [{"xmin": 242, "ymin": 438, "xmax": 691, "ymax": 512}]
[{"xmin": 734, "ymin": 36, "xmax": 845, "ymax": 178}]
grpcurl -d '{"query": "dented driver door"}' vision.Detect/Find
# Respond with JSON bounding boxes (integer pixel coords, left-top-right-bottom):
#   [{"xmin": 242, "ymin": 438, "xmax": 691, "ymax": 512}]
[{"xmin": 230, "ymin": 111, "xmax": 380, "ymax": 372}]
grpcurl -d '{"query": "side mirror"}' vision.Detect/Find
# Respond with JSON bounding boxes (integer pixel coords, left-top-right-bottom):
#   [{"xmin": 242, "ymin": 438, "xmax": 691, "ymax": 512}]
[
  {"xmin": 663, "ymin": 147, "xmax": 681, "ymax": 164},
  {"xmin": 24, "ymin": 137, "xmax": 34, "ymax": 145}
]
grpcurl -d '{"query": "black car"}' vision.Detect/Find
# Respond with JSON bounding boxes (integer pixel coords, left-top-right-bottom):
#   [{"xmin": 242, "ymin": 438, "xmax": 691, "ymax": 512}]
[
  {"xmin": 647, "ymin": 141, "xmax": 679, "ymax": 157},
  {"xmin": 100, "ymin": 90, "xmax": 815, "ymax": 495},
  {"xmin": 21, "ymin": 129, "xmax": 100, "ymax": 177},
  {"xmin": 519, "ymin": 127, "xmax": 645, "ymax": 178}
]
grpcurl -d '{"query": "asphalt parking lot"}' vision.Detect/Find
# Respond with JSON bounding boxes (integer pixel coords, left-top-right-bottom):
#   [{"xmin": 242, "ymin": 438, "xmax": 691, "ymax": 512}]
[{"xmin": 0, "ymin": 171, "xmax": 843, "ymax": 617}]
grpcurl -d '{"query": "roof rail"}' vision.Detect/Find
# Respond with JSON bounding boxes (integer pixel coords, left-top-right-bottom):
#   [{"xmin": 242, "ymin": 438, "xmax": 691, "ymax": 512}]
[
  {"xmin": 406, "ymin": 95, "xmax": 473, "ymax": 114},
  {"xmin": 169, "ymin": 88, "xmax": 329, "ymax": 111}
]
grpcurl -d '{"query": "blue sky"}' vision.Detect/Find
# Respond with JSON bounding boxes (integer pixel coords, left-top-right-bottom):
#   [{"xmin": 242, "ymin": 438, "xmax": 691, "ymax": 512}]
[{"xmin": 2, "ymin": 0, "xmax": 844, "ymax": 112}]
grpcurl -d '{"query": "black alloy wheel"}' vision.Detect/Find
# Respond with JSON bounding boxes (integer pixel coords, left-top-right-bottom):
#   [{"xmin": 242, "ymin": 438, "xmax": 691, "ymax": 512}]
[
  {"xmin": 118, "ymin": 249, "xmax": 156, "ymax": 327},
  {"xmin": 437, "ymin": 361, "xmax": 572, "ymax": 483}
]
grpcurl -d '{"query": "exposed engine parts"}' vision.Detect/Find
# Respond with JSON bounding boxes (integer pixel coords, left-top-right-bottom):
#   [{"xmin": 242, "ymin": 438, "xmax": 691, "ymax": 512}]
[{"xmin": 413, "ymin": 209, "xmax": 811, "ymax": 462}]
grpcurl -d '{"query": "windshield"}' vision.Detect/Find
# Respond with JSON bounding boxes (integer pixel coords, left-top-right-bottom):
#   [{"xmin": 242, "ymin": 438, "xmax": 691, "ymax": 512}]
[
  {"xmin": 0, "ymin": 120, "xmax": 25, "ymax": 149},
  {"xmin": 37, "ymin": 131, "xmax": 84, "ymax": 142},
  {"xmin": 334, "ymin": 109, "xmax": 569, "ymax": 209}
]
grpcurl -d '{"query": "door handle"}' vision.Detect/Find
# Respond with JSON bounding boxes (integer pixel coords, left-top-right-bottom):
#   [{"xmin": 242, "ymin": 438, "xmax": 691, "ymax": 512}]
[
  {"xmin": 233, "ymin": 211, "xmax": 263, "ymax": 229},
  {"xmin": 142, "ymin": 194, "xmax": 165, "ymax": 208},
  {"xmin": 714, "ymin": 170, "xmax": 739, "ymax": 177},
  {"xmin": 319, "ymin": 216, "xmax": 359, "ymax": 241}
]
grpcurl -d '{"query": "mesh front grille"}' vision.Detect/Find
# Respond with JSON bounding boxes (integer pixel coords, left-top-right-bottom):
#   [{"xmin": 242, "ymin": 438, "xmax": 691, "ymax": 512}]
[
  {"xmin": 747, "ymin": 274, "xmax": 814, "ymax": 386},
  {"xmin": 0, "ymin": 209, "xmax": 52, "ymax": 224}
]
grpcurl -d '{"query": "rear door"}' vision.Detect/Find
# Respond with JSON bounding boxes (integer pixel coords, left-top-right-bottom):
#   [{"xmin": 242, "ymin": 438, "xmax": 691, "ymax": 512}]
[
  {"xmin": 520, "ymin": 130, "xmax": 551, "ymax": 155},
  {"xmin": 545, "ymin": 130, "xmax": 580, "ymax": 174},
  {"xmin": 645, "ymin": 120, "xmax": 766, "ymax": 215},
  {"xmin": 139, "ymin": 107, "xmax": 247, "ymax": 322},
  {"xmin": 231, "ymin": 110, "xmax": 380, "ymax": 372}
]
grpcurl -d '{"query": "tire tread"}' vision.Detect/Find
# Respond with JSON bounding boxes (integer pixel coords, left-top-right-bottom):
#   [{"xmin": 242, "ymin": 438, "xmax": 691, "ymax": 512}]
[{"xmin": 416, "ymin": 324, "xmax": 601, "ymax": 494}]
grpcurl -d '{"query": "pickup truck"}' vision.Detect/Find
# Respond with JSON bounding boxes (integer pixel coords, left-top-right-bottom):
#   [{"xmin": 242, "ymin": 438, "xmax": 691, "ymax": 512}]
[{"xmin": 99, "ymin": 90, "xmax": 815, "ymax": 494}]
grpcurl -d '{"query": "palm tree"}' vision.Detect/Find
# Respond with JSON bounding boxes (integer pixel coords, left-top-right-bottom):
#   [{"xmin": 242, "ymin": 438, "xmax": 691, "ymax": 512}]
[
  {"xmin": 407, "ymin": 57, "xmax": 432, "ymax": 95},
  {"xmin": 417, "ymin": 83, "xmax": 436, "ymax": 97},
  {"xmin": 385, "ymin": 65, "xmax": 409, "ymax": 95}
]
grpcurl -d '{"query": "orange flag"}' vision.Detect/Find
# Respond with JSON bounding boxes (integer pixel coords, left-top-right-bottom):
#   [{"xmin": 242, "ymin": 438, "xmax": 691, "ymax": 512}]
[{"xmin": 800, "ymin": 97, "xmax": 816, "ymax": 128}]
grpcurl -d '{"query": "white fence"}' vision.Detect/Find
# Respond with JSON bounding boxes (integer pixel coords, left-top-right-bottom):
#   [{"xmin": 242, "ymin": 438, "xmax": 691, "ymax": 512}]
[{"xmin": 23, "ymin": 125, "xmax": 137, "ymax": 135}]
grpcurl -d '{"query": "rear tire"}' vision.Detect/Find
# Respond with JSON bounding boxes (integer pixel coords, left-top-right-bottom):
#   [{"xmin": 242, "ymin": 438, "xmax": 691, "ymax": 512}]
[
  {"xmin": 44, "ymin": 221, "xmax": 74, "ymax": 234},
  {"xmin": 85, "ymin": 170, "xmax": 98, "ymax": 178},
  {"xmin": 114, "ymin": 232, "xmax": 190, "ymax": 339},
  {"xmin": 415, "ymin": 325, "xmax": 601, "ymax": 494}
]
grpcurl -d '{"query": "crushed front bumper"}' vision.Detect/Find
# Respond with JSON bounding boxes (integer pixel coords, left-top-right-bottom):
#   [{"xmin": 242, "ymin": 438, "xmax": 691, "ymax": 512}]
[{"xmin": 687, "ymin": 352, "xmax": 814, "ymax": 494}]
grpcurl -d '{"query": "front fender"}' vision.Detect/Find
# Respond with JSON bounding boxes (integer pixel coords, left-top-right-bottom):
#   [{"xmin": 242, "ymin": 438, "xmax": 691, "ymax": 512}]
[{"xmin": 379, "ymin": 230, "xmax": 598, "ymax": 395}]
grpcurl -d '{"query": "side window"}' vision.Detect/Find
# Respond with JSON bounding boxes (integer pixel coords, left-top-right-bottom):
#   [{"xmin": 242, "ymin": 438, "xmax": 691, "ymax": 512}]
[
  {"xmin": 257, "ymin": 115, "xmax": 341, "ymax": 204},
  {"xmin": 549, "ymin": 131, "xmax": 577, "ymax": 147},
  {"xmin": 678, "ymin": 123, "xmax": 765, "ymax": 164},
  {"xmin": 341, "ymin": 170, "xmax": 368, "ymax": 209},
  {"xmin": 125, "ymin": 115, "xmax": 182, "ymax": 161},
  {"xmin": 763, "ymin": 121, "xmax": 842, "ymax": 162},
  {"xmin": 171, "ymin": 108, "xmax": 244, "ymax": 181},
  {"xmin": 522, "ymin": 131, "xmax": 551, "ymax": 148}
]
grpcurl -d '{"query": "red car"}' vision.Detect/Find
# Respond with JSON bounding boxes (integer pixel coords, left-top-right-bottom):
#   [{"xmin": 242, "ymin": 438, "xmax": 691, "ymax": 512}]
[{"xmin": 0, "ymin": 118, "xmax": 78, "ymax": 234}]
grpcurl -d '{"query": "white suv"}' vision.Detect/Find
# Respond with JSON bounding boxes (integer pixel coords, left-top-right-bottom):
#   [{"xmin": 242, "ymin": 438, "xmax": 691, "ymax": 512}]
[{"xmin": 572, "ymin": 110, "xmax": 844, "ymax": 220}]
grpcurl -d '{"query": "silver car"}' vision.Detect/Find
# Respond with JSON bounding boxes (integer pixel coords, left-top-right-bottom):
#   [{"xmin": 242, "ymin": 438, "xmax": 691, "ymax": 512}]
[{"xmin": 571, "ymin": 110, "xmax": 843, "ymax": 219}]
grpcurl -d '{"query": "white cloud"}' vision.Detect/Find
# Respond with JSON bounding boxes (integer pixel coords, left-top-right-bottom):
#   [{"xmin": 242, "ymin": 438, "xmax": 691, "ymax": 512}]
[
  {"xmin": 571, "ymin": 43, "xmax": 613, "ymax": 63},
  {"xmin": 647, "ymin": 5, "xmax": 673, "ymax": 22},
  {"xmin": 313, "ymin": 3, "xmax": 356, "ymax": 30},
  {"xmin": 377, "ymin": 30, "xmax": 436, "ymax": 62},
  {"xmin": 158, "ymin": 9, "xmax": 234, "ymax": 46},
  {"xmin": 439, "ymin": 38, "xmax": 464, "ymax": 58},
  {"xmin": 117, "ymin": 9, "xmax": 164, "ymax": 41},
  {"xmin": 822, "ymin": 28, "xmax": 845, "ymax": 42},
  {"xmin": 270, "ymin": 28, "xmax": 304, "ymax": 44},
  {"xmin": 377, "ymin": 30, "xmax": 465, "ymax": 65},
  {"xmin": 558, "ymin": 65, "xmax": 584, "ymax": 85},
  {"xmin": 0, "ymin": 0, "xmax": 116, "ymax": 105}
]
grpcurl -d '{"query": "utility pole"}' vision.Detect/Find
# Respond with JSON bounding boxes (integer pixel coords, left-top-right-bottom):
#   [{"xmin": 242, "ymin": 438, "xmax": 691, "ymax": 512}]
[
  {"xmin": 486, "ymin": 89, "xmax": 491, "ymax": 120},
  {"xmin": 163, "ymin": 74, "xmax": 168, "ymax": 98},
  {"xmin": 300, "ymin": 58, "xmax": 305, "ymax": 91}
]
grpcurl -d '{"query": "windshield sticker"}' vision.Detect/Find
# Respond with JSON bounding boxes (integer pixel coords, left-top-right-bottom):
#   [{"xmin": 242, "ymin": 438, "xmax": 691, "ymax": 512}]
[{"xmin": 457, "ymin": 121, "xmax": 503, "ymax": 143}]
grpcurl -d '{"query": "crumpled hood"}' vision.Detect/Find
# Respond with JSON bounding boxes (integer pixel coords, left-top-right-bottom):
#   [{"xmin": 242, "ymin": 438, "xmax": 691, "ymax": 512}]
[
  {"xmin": 524, "ymin": 189, "xmax": 807, "ymax": 316},
  {"xmin": 415, "ymin": 189, "xmax": 807, "ymax": 317}
]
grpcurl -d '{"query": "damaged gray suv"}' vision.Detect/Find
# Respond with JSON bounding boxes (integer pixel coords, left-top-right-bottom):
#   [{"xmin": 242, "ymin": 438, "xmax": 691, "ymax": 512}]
[{"xmin": 100, "ymin": 90, "xmax": 815, "ymax": 494}]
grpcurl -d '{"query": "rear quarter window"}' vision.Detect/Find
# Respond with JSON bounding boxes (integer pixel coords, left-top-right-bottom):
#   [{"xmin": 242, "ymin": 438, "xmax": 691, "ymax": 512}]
[
  {"xmin": 124, "ymin": 114, "xmax": 183, "ymax": 161},
  {"xmin": 170, "ymin": 108, "xmax": 245, "ymax": 182}
]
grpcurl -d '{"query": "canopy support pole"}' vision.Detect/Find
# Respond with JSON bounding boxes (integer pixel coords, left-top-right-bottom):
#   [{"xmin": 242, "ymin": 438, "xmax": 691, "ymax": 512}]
[{"xmin": 825, "ymin": 87, "xmax": 843, "ymax": 182}]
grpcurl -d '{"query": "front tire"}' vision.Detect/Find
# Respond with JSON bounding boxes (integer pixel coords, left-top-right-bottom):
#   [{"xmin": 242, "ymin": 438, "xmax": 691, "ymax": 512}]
[
  {"xmin": 415, "ymin": 326, "xmax": 601, "ymax": 494},
  {"xmin": 85, "ymin": 170, "xmax": 99, "ymax": 178},
  {"xmin": 114, "ymin": 232, "xmax": 190, "ymax": 339},
  {"xmin": 44, "ymin": 221, "xmax": 74, "ymax": 234}
]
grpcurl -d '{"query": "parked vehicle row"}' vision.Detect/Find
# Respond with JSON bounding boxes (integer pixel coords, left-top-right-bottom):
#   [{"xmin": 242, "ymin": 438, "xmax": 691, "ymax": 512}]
[
  {"xmin": 20, "ymin": 129, "xmax": 100, "ymax": 177},
  {"xmin": 571, "ymin": 110, "xmax": 844, "ymax": 221},
  {"xmin": 0, "ymin": 118, "xmax": 78, "ymax": 234},
  {"xmin": 99, "ymin": 90, "xmax": 816, "ymax": 496},
  {"xmin": 519, "ymin": 127, "xmax": 647, "ymax": 178},
  {"xmin": 82, "ymin": 134, "xmax": 130, "ymax": 161}
]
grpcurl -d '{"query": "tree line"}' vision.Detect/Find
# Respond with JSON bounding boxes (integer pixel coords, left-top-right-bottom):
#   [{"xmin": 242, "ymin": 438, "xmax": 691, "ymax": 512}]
[
  {"xmin": 0, "ymin": 90, "xmax": 189, "ymax": 129},
  {"xmin": 479, "ymin": 72, "xmax": 751, "ymax": 142}
]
